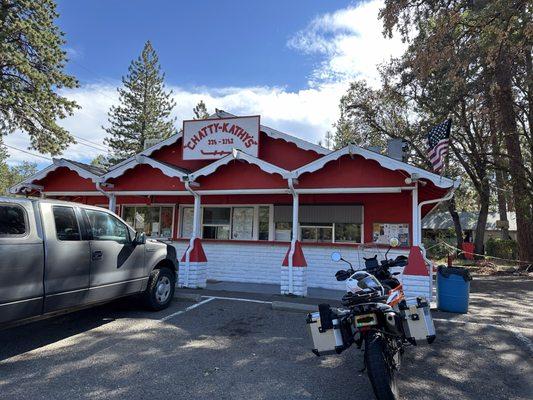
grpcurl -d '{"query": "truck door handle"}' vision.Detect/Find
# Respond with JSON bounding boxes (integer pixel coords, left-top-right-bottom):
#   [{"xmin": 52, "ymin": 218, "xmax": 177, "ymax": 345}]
[{"xmin": 92, "ymin": 250, "xmax": 103, "ymax": 261}]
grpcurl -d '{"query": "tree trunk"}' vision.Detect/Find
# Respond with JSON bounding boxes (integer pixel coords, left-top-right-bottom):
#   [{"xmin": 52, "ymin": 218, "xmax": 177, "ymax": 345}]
[
  {"xmin": 474, "ymin": 179, "xmax": 490, "ymax": 257},
  {"xmin": 447, "ymin": 198, "xmax": 464, "ymax": 257},
  {"xmin": 494, "ymin": 170, "xmax": 510, "ymax": 240},
  {"xmin": 494, "ymin": 50, "xmax": 533, "ymax": 263},
  {"xmin": 487, "ymin": 90, "xmax": 510, "ymax": 239}
]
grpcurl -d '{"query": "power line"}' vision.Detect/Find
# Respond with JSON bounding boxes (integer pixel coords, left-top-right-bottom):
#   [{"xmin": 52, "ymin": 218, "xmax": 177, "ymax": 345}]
[
  {"xmin": 71, "ymin": 135, "xmax": 109, "ymax": 151},
  {"xmin": 4, "ymin": 144, "xmax": 52, "ymax": 161}
]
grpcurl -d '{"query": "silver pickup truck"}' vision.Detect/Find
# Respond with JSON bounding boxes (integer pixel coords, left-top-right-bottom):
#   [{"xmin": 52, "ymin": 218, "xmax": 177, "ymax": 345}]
[{"xmin": 0, "ymin": 197, "xmax": 178, "ymax": 326}]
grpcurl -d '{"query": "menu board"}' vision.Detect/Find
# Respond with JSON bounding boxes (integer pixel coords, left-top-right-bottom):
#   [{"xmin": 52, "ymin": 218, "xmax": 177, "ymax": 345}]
[
  {"xmin": 373, "ymin": 223, "xmax": 410, "ymax": 246},
  {"xmin": 181, "ymin": 207, "xmax": 194, "ymax": 238},
  {"xmin": 231, "ymin": 207, "xmax": 254, "ymax": 240}
]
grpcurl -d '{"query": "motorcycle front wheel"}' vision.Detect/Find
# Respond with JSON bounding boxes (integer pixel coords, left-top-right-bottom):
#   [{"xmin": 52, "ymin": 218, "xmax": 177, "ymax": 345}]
[{"xmin": 364, "ymin": 331, "xmax": 399, "ymax": 400}]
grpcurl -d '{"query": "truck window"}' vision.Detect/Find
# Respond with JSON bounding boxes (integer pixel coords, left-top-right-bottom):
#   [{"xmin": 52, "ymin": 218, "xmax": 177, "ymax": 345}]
[
  {"xmin": 53, "ymin": 206, "xmax": 81, "ymax": 241},
  {"xmin": 84, "ymin": 209, "xmax": 130, "ymax": 243},
  {"xmin": 0, "ymin": 204, "xmax": 27, "ymax": 236}
]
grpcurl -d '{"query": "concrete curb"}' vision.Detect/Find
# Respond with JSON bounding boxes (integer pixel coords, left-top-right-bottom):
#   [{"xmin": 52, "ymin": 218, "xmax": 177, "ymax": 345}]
[
  {"xmin": 173, "ymin": 292, "xmax": 202, "ymax": 302},
  {"xmin": 271, "ymin": 301, "xmax": 317, "ymax": 313}
]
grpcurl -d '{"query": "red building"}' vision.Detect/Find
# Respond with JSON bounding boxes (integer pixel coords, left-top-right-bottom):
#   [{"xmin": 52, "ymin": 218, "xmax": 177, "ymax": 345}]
[{"xmin": 11, "ymin": 111, "xmax": 459, "ymax": 296}]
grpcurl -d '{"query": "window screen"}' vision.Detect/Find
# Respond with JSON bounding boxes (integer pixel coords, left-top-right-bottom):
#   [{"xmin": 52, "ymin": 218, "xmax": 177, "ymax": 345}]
[
  {"xmin": 0, "ymin": 204, "xmax": 27, "ymax": 236},
  {"xmin": 53, "ymin": 206, "xmax": 81, "ymax": 241},
  {"xmin": 274, "ymin": 205, "xmax": 363, "ymax": 223}
]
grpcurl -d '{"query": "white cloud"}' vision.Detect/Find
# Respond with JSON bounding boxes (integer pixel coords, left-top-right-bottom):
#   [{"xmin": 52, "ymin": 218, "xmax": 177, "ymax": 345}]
[
  {"xmin": 4, "ymin": 0, "xmax": 401, "ymax": 168},
  {"xmin": 5, "ymin": 83, "xmax": 345, "ymax": 167},
  {"xmin": 288, "ymin": 0, "xmax": 405, "ymax": 87}
]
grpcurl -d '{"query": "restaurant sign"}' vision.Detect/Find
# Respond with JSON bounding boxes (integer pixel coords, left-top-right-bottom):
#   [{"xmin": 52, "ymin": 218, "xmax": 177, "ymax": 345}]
[{"xmin": 182, "ymin": 116, "xmax": 260, "ymax": 160}]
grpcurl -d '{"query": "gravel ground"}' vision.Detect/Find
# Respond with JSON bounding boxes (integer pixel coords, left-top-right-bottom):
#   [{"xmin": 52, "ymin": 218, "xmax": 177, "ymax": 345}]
[{"xmin": 0, "ymin": 276, "xmax": 531, "ymax": 400}]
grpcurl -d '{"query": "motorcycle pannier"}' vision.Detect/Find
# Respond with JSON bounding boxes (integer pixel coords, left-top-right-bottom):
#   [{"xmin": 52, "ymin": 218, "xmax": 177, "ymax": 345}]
[
  {"xmin": 400, "ymin": 298, "xmax": 436, "ymax": 345},
  {"xmin": 306, "ymin": 304, "xmax": 345, "ymax": 356}
]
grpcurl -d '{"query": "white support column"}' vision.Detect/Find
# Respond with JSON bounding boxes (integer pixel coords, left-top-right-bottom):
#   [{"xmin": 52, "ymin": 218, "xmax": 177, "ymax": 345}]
[
  {"xmin": 108, "ymin": 193, "xmax": 116, "ymax": 212},
  {"xmin": 281, "ymin": 178, "xmax": 307, "ymax": 296},
  {"xmin": 288, "ymin": 190, "xmax": 299, "ymax": 293},
  {"xmin": 180, "ymin": 181, "xmax": 207, "ymax": 289},
  {"xmin": 411, "ymin": 182, "xmax": 419, "ymax": 246}
]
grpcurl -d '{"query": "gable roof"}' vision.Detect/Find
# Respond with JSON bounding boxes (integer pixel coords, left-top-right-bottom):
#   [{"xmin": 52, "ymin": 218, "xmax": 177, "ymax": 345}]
[
  {"xmin": 423, "ymin": 211, "xmax": 517, "ymax": 231},
  {"xmin": 292, "ymin": 144, "xmax": 459, "ymax": 189},
  {"xmin": 9, "ymin": 158, "xmax": 103, "ymax": 194},
  {"xmin": 67, "ymin": 159, "xmax": 106, "ymax": 176},
  {"xmin": 187, "ymin": 148, "xmax": 290, "ymax": 182},
  {"xmin": 102, "ymin": 155, "xmax": 189, "ymax": 181},
  {"xmin": 213, "ymin": 110, "xmax": 330, "ymax": 155},
  {"xmin": 106, "ymin": 109, "xmax": 330, "ymax": 174}
]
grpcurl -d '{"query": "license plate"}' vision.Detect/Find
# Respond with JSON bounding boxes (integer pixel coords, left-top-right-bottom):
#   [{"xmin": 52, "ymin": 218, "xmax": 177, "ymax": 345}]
[{"xmin": 355, "ymin": 313, "xmax": 378, "ymax": 328}]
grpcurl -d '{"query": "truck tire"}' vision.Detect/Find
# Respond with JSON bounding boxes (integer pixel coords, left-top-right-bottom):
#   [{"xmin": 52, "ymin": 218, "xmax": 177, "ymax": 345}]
[
  {"xmin": 144, "ymin": 267, "xmax": 175, "ymax": 310},
  {"xmin": 364, "ymin": 331, "xmax": 399, "ymax": 400}
]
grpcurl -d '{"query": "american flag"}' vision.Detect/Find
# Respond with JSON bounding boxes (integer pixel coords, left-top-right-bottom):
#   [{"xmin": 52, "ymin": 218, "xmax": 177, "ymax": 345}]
[{"xmin": 426, "ymin": 119, "xmax": 452, "ymax": 173}]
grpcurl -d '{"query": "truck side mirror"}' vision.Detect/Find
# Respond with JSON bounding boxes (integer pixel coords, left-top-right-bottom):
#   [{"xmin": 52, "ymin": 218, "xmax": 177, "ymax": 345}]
[{"xmin": 134, "ymin": 231, "xmax": 146, "ymax": 245}]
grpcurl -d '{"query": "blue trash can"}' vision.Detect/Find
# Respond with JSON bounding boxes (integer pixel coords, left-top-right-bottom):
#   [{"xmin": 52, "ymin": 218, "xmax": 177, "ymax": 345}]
[{"xmin": 437, "ymin": 266, "xmax": 472, "ymax": 313}]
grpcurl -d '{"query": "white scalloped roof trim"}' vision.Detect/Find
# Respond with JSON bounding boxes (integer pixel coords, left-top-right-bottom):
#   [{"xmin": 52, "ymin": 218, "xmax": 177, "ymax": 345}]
[
  {"xmin": 102, "ymin": 155, "xmax": 187, "ymax": 181},
  {"xmin": 9, "ymin": 159, "xmax": 101, "ymax": 194},
  {"xmin": 188, "ymin": 149, "xmax": 290, "ymax": 182},
  {"xmin": 293, "ymin": 144, "xmax": 458, "ymax": 189}
]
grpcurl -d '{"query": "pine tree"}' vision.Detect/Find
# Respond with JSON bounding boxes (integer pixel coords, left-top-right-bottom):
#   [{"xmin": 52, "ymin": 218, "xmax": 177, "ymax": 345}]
[
  {"xmin": 103, "ymin": 41, "xmax": 176, "ymax": 164},
  {"xmin": 0, "ymin": 139, "xmax": 38, "ymax": 194},
  {"xmin": 193, "ymin": 100, "xmax": 209, "ymax": 119},
  {"xmin": 90, "ymin": 154, "xmax": 109, "ymax": 170},
  {"xmin": 0, "ymin": 0, "xmax": 79, "ymax": 155}
]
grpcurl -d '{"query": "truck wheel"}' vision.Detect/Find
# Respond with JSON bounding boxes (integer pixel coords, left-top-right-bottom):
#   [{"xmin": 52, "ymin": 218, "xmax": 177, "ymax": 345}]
[{"xmin": 144, "ymin": 267, "xmax": 175, "ymax": 310}]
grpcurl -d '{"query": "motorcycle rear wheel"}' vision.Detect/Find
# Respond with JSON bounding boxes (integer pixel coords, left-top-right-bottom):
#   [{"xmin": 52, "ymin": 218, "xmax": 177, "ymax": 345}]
[{"xmin": 364, "ymin": 331, "xmax": 399, "ymax": 400}]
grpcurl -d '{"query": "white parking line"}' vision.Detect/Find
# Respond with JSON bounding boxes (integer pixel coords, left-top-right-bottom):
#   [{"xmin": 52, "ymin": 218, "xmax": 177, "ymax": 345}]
[
  {"xmin": 159, "ymin": 297, "xmax": 215, "ymax": 322},
  {"xmin": 202, "ymin": 295, "xmax": 272, "ymax": 305}
]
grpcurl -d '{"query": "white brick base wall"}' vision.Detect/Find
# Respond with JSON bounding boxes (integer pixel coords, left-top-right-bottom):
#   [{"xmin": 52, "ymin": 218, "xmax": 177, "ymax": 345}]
[
  {"xmin": 172, "ymin": 241, "xmax": 417, "ymax": 293},
  {"xmin": 178, "ymin": 262, "xmax": 207, "ymax": 289},
  {"xmin": 402, "ymin": 275, "xmax": 431, "ymax": 300},
  {"xmin": 281, "ymin": 267, "xmax": 307, "ymax": 296},
  {"xmin": 173, "ymin": 241, "xmax": 284, "ymax": 285}
]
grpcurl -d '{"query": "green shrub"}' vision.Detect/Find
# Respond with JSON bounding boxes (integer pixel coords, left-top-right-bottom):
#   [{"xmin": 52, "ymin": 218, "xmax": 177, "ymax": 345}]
[{"xmin": 485, "ymin": 237, "xmax": 517, "ymax": 260}]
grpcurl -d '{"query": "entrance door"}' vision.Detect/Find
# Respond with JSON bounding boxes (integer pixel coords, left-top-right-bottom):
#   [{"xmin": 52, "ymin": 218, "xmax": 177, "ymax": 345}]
[
  {"xmin": 82, "ymin": 208, "xmax": 145, "ymax": 302},
  {"xmin": 41, "ymin": 204, "xmax": 91, "ymax": 312}
]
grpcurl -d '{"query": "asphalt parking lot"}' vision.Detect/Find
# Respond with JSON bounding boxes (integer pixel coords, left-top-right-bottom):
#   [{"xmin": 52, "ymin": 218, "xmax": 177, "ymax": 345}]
[{"xmin": 0, "ymin": 276, "xmax": 531, "ymax": 400}]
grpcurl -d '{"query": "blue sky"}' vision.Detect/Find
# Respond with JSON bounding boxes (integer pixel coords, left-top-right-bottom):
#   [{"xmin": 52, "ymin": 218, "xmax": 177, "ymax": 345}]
[
  {"xmin": 58, "ymin": 0, "xmax": 351, "ymax": 91},
  {"xmin": 5, "ymin": 0, "xmax": 404, "ymax": 168}
]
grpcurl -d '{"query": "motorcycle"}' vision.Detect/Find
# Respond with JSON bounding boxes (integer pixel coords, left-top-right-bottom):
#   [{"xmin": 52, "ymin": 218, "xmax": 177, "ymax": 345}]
[{"xmin": 306, "ymin": 238, "xmax": 436, "ymax": 400}]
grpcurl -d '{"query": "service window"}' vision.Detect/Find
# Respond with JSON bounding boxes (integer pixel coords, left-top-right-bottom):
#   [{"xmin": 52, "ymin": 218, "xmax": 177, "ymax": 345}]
[
  {"xmin": 274, "ymin": 205, "xmax": 363, "ymax": 244},
  {"xmin": 122, "ymin": 205, "xmax": 173, "ymax": 238},
  {"xmin": 301, "ymin": 224, "xmax": 333, "ymax": 243},
  {"xmin": 53, "ymin": 206, "xmax": 81, "ymax": 241},
  {"xmin": 335, "ymin": 223, "xmax": 362, "ymax": 243},
  {"xmin": 181, "ymin": 206, "xmax": 261, "ymax": 241},
  {"xmin": 85, "ymin": 209, "xmax": 130, "ymax": 243},
  {"xmin": 202, "ymin": 207, "xmax": 231, "ymax": 239},
  {"xmin": 274, "ymin": 222, "xmax": 292, "ymax": 241},
  {"xmin": 0, "ymin": 204, "xmax": 27, "ymax": 236}
]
